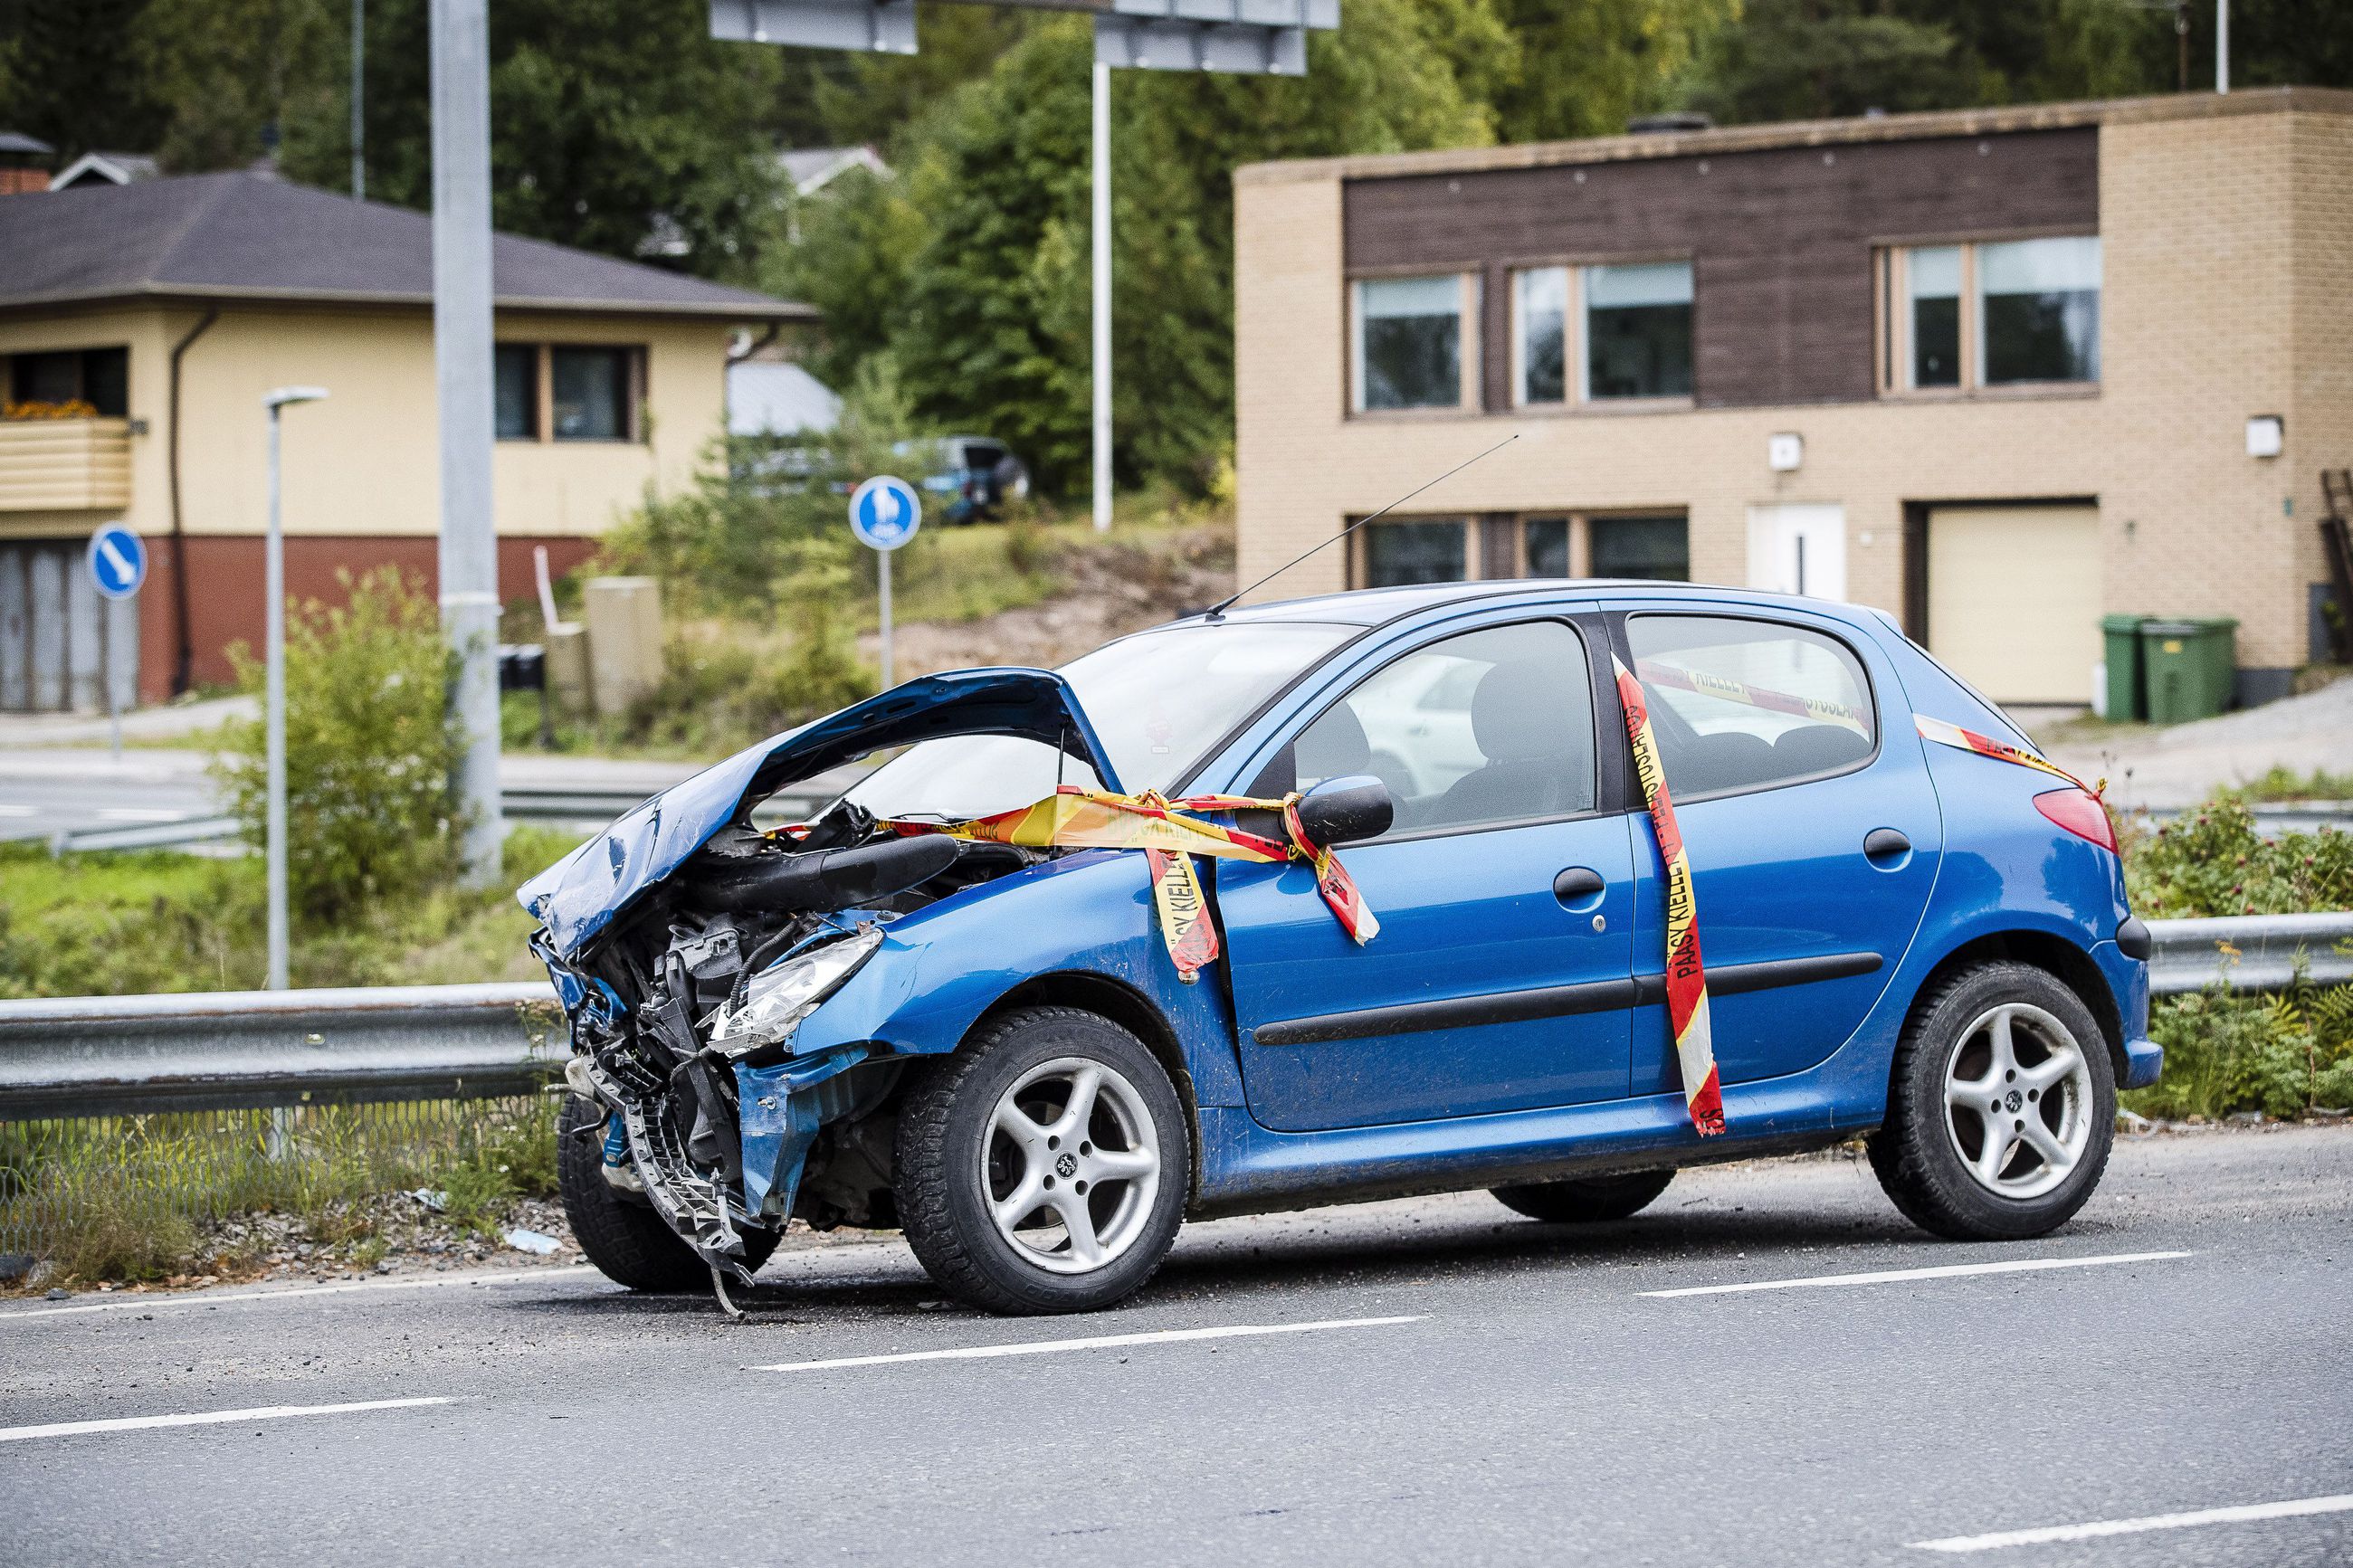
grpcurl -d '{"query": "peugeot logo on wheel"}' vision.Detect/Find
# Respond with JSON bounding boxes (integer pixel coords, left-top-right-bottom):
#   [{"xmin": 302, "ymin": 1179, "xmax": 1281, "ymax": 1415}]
[
  {"xmin": 1055, "ymin": 1152, "xmax": 1078, "ymax": 1179},
  {"xmin": 2005, "ymin": 1089, "xmax": 2024, "ymax": 1113}
]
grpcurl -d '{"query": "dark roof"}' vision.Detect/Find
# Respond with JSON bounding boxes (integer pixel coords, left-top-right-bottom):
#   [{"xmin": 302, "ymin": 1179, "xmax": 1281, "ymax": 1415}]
[
  {"xmin": 0, "ymin": 171, "xmax": 816, "ymax": 321},
  {"xmin": 0, "ymin": 130, "xmax": 54, "ymax": 157}
]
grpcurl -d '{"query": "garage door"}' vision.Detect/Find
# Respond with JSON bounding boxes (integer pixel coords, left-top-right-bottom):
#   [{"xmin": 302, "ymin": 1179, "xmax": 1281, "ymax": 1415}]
[{"xmin": 1926, "ymin": 505, "xmax": 2101, "ymax": 706}]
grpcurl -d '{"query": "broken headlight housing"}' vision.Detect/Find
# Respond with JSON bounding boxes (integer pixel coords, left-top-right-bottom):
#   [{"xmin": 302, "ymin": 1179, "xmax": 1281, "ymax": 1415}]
[{"xmin": 705, "ymin": 925, "xmax": 883, "ymax": 1060}]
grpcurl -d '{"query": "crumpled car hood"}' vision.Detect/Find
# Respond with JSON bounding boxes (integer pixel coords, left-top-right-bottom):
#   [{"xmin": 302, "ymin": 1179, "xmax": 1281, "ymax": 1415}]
[{"xmin": 517, "ymin": 667, "xmax": 1119, "ymax": 959}]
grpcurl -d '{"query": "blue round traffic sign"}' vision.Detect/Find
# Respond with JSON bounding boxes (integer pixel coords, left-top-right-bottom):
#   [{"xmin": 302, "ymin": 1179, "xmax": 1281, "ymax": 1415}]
[
  {"xmin": 848, "ymin": 475, "xmax": 921, "ymax": 552},
  {"xmin": 88, "ymin": 524, "xmax": 147, "ymax": 600}
]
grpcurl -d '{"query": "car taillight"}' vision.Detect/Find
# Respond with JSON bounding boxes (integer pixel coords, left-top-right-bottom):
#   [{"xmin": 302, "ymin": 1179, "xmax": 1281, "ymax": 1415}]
[{"xmin": 2035, "ymin": 787, "xmax": 2116, "ymax": 853}]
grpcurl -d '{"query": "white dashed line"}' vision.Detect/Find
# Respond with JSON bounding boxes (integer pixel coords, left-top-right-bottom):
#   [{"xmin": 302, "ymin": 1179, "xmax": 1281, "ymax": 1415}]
[
  {"xmin": 0, "ymin": 1265, "xmax": 601, "ymax": 1323},
  {"xmin": 1910, "ymin": 1493, "xmax": 2353, "ymax": 1552},
  {"xmin": 752, "ymin": 1314, "xmax": 1426, "ymax": 1373},
  {"xmin": 0, "ymin": 1397, "xmax": 455, "ymax": 1444},
  {"xmin": 1642, "ymin": 1250, "xmax": 2192, "ymax": 1298}
]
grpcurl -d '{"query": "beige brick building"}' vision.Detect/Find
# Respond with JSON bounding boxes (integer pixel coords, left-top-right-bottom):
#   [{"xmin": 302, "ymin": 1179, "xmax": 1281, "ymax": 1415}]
[{"xmin": 1234, "ymin": 90, "xmax": 2352, "ymax": 708}]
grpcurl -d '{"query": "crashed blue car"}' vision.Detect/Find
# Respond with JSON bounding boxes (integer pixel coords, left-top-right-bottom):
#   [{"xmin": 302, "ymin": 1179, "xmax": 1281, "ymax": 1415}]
[{"xmin": 520, "ymin": 581, "xmax": 2159, "ymax": 1315}]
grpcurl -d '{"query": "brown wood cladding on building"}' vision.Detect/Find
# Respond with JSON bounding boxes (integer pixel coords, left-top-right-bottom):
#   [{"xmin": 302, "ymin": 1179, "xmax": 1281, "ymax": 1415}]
[{"xmin": 1342, "ymin": 129, "xmax": 2098, "ymax": 411}]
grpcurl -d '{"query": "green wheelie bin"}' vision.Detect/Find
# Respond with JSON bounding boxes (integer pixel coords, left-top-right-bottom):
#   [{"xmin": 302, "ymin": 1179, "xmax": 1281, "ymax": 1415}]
[
  {"xmin": 2100, "ymin": 614, "xmax": 2148, "ymax": 721},
  {"xmin": 2139, "ymin": 618, "xmax": 2237, "ymax": 723}
]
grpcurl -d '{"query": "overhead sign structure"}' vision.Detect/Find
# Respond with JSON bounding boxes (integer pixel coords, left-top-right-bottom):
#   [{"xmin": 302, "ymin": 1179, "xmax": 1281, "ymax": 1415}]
[
  {"xmin": 711, "ymin": 1, "xmax": 1341, "ymax": 533},
  {"xmin": 850, "ymin": 475, "xmax": 922, "ymax": 690},
  {"xmin": 87, "ymin": 524, "xmax": 147, "ymax": 601}
]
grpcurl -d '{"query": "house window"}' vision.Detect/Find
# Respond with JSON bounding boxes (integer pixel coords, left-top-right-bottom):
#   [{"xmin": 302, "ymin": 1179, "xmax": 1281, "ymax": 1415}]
[
  {"xmin": 552, "ymin": 347, "xmax": 634, "ymax": 441},
  {"xmin": 1591, "ymin": 515, "xmax": 1689, "ymax": 580},
  {"xmin": 1881, "ymin": 237, "xmax": 2100, "ymax": 393},
  {"xmin": 1354, "ymin": 275, "xmax": 1464, "ymax": 411},
  {"xmin": 494, "ymin": 344, "xmax": 538, "ymax": 440},
  {"xmin": 1515, "ymin": 269, "xmax": 1569, "ymax": 405},
  {"xmin": 1361, "ymin": 518, "xmax": 1468, "ymax": 586},
  {"xmin": 1980, "ymin": 236, "xmax": 2101, "ymax": 385},
  {"xmin": 1525, "ymin": 517, "xmax": 1571, "ymax": 577},
  {"xmin": 1907, "ymin": 246, "xmax": 1962, "ymax": 388},
  {"xmin": 1585, "ymin": 261, "xmax": 1692, "ymax": 400},
  {"xmin": 5, "ymin": 347, "xmax": 129, "ymax": 416}
]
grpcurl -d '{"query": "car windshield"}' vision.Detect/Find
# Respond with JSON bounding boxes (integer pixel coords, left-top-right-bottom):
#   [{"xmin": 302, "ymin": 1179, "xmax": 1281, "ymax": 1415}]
[{"xmin": 843, "ymin": 621, "xmax": 1356, "ymax": 822}]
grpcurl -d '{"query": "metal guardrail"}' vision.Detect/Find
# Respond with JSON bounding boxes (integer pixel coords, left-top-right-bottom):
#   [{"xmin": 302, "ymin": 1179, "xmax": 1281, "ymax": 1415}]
[
  {"xmin": 0, "ymin": 983, "xmax": 564, "ymax": 1118},
  {"xmin": 2, "ymin": 915, "xmax": 2349, "ymax": 1121}
]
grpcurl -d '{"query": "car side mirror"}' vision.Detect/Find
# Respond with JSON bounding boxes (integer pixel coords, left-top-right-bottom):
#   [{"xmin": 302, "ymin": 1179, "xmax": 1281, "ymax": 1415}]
[{"xmin": 1293, "ymin": 774, "xmax": 1394, "ymax": 848}]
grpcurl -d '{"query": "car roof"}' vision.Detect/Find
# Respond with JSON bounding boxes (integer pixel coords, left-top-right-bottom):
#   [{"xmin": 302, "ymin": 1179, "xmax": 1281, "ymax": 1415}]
[{"xmin": 1193, "ymin": 578, "xmax": 1883, "ymax": 631}]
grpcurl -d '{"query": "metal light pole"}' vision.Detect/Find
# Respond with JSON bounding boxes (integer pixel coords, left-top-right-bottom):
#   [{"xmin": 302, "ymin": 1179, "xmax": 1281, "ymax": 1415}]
[
  {"xmin": 351, "ymin": 0, "xmax": 366, "ymax": 199},
  {"xmin": 2215, "ymin": 0, "xmax": 2230, "ymax": 92},
  {"xmin": 262, "ymin": 385, "xmax": 329, "ymax": 992},
  {"xmin": 1091, "ymin": 57, "xmax": 1112, "ymax": 533},
  {"xmin": 431, "ymin": 0, "xmax": 505, "ymax": 889}
]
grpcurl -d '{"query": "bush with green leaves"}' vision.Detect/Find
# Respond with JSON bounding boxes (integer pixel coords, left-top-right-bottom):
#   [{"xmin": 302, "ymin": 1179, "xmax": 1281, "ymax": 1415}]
[
  {"xmin": 2125, "ymin": 792, "xmax": 2353, "ymax": 918},
  {"xmin": 2133, "ymin": 959, "xmax": 2353, "ymax": 1120},
  {"xmin": 214, "ymin": 567, "xmax": 465, "ymax": 927}
]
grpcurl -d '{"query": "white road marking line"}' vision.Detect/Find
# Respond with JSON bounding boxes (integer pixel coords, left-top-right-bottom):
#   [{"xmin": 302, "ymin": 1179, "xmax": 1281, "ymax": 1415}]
[
  {"xmin": 0, "ymin": 1397, "xmax": 454, "ymax": 1444},
  {"xmin": 1910, "ymin": 1494, "xmax": 2353, "ymax": 1553},
  {"xmin": 95, "ymin": 808, "xmax": 186, "ymax": 822},
  {"xmin": 0, "ymin": 1265, "xmax": 601, "ymax": 1323},
  {"xmin": 752, "ymin": 1314, "xmax": 1426, "ymax": 1373},
  {"xmin": 1642, "ymin": 1250, "xmax": 2192, "ymax": 1299}
]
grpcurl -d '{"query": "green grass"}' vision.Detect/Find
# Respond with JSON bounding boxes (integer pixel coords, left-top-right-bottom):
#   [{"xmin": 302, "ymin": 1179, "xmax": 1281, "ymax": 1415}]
[{"xmin": 2240, "ymin": 765, "xmax": 2353, "ymax": 802}]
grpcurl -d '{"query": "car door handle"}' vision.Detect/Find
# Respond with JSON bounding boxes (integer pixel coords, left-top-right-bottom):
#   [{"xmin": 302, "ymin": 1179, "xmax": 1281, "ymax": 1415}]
[
  {"xmin": 1863, "ymin": 828, "xmax": 1911, "ymax": 861},
  {"xmin": 1553, "ymin": 867, "xmax": 1606, "ymax": 909}
]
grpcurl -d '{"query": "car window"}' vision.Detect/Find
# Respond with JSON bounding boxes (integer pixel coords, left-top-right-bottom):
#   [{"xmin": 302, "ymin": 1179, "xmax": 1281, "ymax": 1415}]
[
  {"xmin": 1626, "ymin": 614, "xmax": 1876, "ymax": 797},
  {"xmin": 1255, "ymin": 620, "xmax": 1596, "ymax": 838}
]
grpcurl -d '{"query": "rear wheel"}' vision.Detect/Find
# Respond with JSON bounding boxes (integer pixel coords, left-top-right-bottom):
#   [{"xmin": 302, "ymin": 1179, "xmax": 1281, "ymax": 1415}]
[
  {"xmin": 896, "ymin": 1008, "xmax": 1189, "ymax": 1315},
  {"xmin": 556, "ymin": 1095, "xmax": 776, "ymax": 1291},
  {"xmin": 1491, "ymin": 1169, "xmax": 1675, "ymax": 1224},
  {"xmin": 1869, "ymin": 962, "xmax": 2115, "ymax": 1240}
]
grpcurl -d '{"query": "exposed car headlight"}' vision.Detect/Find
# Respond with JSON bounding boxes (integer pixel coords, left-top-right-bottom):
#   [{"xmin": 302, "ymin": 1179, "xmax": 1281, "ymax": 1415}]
[{"xmin": 705, "ymin": 926, "xmax": 883, "ymax": 1059}]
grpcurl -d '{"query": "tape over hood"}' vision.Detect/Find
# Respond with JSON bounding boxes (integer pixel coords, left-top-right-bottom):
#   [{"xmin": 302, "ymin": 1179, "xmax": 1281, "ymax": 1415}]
[{"xmin": 516, "ymin": 667, "xmax": 1120, "ymax": 959}]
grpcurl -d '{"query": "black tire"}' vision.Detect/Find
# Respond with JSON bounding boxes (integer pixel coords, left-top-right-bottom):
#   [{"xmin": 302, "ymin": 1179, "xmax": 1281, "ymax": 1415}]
[
  {"xmin": 1868, "ymin": 961, "xmax": 2116, "ymax": 1241},
  {"xmin": 556, "ymin": 1095, "xmax": 777, "ymax": 1292},
  {"xmin": 1491, "ymin": 1168, "xmax": 1676, "ymax": 1223},
  {"xmin": 896, "ymin": 1007, "xmax": 1190, "ymax": 1316}
]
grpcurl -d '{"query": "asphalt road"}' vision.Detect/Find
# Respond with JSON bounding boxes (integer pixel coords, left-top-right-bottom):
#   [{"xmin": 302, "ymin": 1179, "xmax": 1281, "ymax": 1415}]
[{"xmin": 5, "ymin": 1126, "xmax": 2349, "ymax": 1566}]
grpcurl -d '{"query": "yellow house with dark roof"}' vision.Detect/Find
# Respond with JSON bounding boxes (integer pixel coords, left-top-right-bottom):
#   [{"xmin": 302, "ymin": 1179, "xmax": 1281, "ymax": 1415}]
[{"xmin": 0, "ymin": 170, "xmax": 814, "ymax": 708}]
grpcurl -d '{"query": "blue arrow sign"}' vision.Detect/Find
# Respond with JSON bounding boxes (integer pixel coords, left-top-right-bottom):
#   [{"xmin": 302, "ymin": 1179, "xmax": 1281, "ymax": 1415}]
[
  {"xmin": 88, "ymin": 524, "xmax": 147, "ymax": 601},
  {"xmin": 848, "ymin": 475, "xmax": 921, "ymax": 552}
]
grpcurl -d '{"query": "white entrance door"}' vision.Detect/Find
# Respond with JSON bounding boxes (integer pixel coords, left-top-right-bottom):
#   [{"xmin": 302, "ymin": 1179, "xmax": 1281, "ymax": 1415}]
[{"xmin": 1747, "ymin": 503, "xmax": 1848, "ymax": 601}]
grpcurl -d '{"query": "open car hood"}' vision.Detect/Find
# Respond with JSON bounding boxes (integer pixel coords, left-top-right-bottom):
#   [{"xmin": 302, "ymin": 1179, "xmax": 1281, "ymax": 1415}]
[{"xmin": 517, "ymin": 667, "xmax": 1119, "ymax": 959}]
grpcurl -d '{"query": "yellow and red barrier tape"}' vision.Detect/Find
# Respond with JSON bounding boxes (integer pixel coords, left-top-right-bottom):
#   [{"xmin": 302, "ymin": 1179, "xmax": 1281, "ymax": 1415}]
[
  {"xmin": 885, "ymin": 786, "xmax": 1377, "ymax": 984},
  {"xmin": 1613, "ymin": 654, "xmax": 1727, "ymax": 1137}
]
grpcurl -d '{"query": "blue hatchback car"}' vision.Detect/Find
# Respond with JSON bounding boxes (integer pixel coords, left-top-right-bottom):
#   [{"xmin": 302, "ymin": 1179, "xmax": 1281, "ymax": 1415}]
[{"xmin": 520, "ymin": 581, "xmax": 2160, "ymax": 1314}]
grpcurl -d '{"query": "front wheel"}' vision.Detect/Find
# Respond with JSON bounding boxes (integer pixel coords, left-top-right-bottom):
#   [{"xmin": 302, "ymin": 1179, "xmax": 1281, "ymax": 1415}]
[
  {"xmin": 896, "ymin": 1008, "xmax": 1189, "ymax": 1315},
  {"xmin": 1868, "ymin": 962, "xmax": 2116, "ymax": 1240}
]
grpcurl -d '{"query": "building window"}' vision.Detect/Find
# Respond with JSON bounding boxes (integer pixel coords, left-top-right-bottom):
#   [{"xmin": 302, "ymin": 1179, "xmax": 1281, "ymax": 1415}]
[
  {"xmin": 1361, "ymin": 518, "xmax": 1467, "ymax": 586},
  {"xmin": 1591, "ymin": 515, "xmax": 1689, "ymax": 580},
  {"xmin": 494, "ymin": 344, "xmax": 538, "ymax": 440},
  {"xmin": 5, "ymin": 347, "xmax": 129, "ymax": 417},
  {"xmin": 1907, "ymin": 246, "xmax": 1962, "ymax": 388},
  {"xmin": 1515, "ymin": 269, "xmax": 1569, "ymax": 405},
  {"xmin": 1524, "ymin": 517, "xmax": 1570, "ymax": 577},
  {"xmin": 1980, "ymin": 236, "xmax": 2101, "ymax": 385},
  {"xmin": 1584, "ymin": 261, "xmax": 1692, "ymax": 401},
  {"xmin": 552, "ymin": 346, "xmax": 634, "ymax": 441},
  {"xmin": 1880, "ymin": 237, "xmax": 2099, "ymax": 393},
  {"xmin": 1353, "ymin": 275, "xmax": 1464, "ymax": 411}
]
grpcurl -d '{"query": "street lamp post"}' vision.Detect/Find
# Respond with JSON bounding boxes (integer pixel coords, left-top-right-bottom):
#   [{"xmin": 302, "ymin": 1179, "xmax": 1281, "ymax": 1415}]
[{"xmin": 262, "ymin": 385, "xmax": 329, "ymax": 993}]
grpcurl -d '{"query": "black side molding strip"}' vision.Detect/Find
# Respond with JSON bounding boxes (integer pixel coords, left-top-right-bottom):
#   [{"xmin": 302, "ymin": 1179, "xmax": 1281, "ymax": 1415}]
[
  {"xmin": 1250, "ymin": 952, "xmax": 1882, "ymax": 1048},
  {"xmin": 1632, "ymin": 950, "xmax": 1884, "ymax": 1004},
  {"xmin": 1251, "ymin": 977, "xmax": 1640, "ymax": 1047}
]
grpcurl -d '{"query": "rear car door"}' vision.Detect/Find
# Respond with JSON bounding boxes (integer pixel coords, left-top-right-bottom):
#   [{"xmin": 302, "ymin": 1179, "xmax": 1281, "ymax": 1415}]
[
  {"xmin": 1217, "ymin": 613, "xmax": 1637, "ymax": 1132},
  {"xmin": 1615, "ymin": 608, "xmax": 1942, "ymax": 1090}
]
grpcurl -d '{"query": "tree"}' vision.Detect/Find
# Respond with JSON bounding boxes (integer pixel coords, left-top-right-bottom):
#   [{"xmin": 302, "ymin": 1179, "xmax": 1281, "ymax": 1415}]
[
  {"xmin": 1680, "ymin": 0, "xmax": 1976, "ymax": 124},
  {"xmin": 1492, "ymin": 0, "xmax": 1735, "ymax": 141},
  {"xmin": 0, "ymin": 0, "xmax": 168, "ymax": 161},
  {"xmin": 135, "ymin": 0, "xmax": 339, "ymax": 173}
]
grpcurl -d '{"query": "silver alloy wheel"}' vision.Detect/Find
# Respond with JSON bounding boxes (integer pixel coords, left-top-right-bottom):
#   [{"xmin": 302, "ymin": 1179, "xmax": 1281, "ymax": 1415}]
[
  {"xmin": 1942, "ymin": 1002, "xmax": 2094, "ymax": 1201},
  {"xmin": 981, "ymin": 1056, "xmax": 1162, "ymax": 1276}
]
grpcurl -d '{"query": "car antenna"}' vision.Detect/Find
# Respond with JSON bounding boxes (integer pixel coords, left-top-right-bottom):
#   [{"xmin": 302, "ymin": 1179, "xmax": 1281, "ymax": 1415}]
[{"xmin": 1202, "ymin": 434, "xmax": 1519, "ymax": 622}]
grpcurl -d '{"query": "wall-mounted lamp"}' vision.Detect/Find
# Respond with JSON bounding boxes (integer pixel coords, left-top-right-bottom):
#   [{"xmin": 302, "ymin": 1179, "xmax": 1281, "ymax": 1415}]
[
  {"xmin": 1767, "ymin": 432, "xmax": 1803, "ymax": 472},
  {"xmin": 2246, "ymin": 415, "xmax": 2284, "ymax": 459}
]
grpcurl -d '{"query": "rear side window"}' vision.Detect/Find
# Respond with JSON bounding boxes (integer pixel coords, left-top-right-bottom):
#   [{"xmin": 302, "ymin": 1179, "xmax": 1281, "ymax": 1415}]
[
  {"xmin": 1260, "ymin": 620, "xmax": 1596, "ymax": 838},
  {"xmin": 1626, "ymin": 615, "xmax": 1875, "ymax": 797}
]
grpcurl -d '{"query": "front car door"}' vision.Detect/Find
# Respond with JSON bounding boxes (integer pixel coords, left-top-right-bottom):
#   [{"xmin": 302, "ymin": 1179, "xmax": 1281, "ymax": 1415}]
[
  {"xmin": 1216, "ymin": 613, "xmax": 1638, "ymax": 1132},
  {"xmin": 1615, "ymin": 606, "xmax": 1943, "ymax": 1092}
]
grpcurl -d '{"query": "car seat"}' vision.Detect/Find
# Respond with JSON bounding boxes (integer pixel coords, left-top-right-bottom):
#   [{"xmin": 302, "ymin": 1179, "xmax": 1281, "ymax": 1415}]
[{"xmin": 1431, "ymin": 660, "xmax": 1592, "ymax": 827}]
